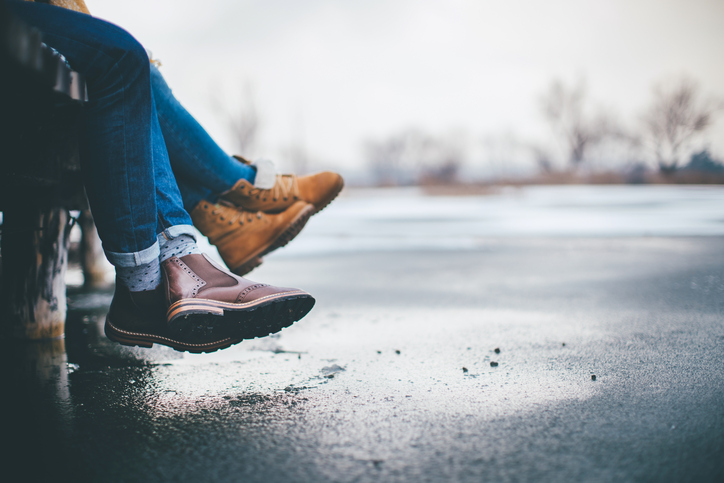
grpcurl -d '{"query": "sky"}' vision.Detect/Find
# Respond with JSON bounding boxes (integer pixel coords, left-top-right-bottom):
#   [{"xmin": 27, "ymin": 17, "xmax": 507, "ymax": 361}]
[{"xmin": 89, "ymin": 0, "xmax": 724, "ymax": 178}]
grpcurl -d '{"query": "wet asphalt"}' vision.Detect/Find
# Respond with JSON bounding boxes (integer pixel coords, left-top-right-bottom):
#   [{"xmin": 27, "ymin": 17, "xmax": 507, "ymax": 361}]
[{"xmin": 3, "ymin": 236, "xmax": 724, "ymax": 482}]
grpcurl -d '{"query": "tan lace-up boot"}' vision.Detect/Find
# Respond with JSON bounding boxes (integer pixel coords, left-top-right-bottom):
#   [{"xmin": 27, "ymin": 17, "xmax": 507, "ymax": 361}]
[
  {"xmin": 219, "ymin": 156, "xmax": 344, "ymax": 214},
  {"xmin": 190, "ymin": 200, "xmax": 314, "ymax": 276}
]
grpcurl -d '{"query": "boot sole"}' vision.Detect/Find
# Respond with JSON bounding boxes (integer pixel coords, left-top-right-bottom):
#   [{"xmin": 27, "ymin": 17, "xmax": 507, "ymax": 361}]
[
  {"xmin": 104, "ymin": 316, "xmax": 243, "ymax": 354},
  {"xmin": 166, "ymin": 291, "xmax": 315, "ymax": 342},
  {"xmin": 231, "ymin": 203, "xmax": 315, "ymax": 276}
]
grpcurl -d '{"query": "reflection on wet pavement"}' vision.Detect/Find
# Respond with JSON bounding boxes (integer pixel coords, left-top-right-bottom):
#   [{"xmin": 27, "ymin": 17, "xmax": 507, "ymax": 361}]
[{"xmin": 3, "ymin": 234, "xmax": 723, "ymax": 482}]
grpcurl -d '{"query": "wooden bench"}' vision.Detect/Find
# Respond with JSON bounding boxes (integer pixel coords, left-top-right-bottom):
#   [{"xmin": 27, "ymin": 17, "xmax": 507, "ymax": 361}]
[{"xmin": 0, "ymin": 2, "xmax": 101, "ymax": 340}]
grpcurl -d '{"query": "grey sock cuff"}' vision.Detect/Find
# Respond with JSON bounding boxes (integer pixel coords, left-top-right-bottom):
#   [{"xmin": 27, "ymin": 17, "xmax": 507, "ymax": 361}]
[
  {"xmin": 116, "ymin": 258, "xmax": 161, "ymax": 292},
  {"xmin": 158, "ymin": 233, "xmax": 202, "ymax": 262}
]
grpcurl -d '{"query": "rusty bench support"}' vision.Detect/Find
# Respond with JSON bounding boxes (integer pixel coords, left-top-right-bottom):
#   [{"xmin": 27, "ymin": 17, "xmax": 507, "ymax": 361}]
[
  {"xmin": 1, "ymin": 205, "xmax": 72, "ymax": 339},
  {"xmin": 79, "ymin": 208, "xmax": 106, "ymax": 288}
]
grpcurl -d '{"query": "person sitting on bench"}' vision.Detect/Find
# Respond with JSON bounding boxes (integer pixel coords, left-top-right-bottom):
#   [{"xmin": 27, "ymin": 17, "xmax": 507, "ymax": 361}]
[{"xmin": 7, "ymin": 0, "xmax": 337, "ymax": 353}]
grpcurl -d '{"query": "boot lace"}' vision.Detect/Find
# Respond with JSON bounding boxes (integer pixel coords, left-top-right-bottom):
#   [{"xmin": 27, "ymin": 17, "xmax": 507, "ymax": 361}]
[
  {"xmin": 246, "ymin": 174, "xmax": 300, "ymax": 202},
  {"xmin": 204, "ymin": 201, "xmax": 263, "ymax": 225}
]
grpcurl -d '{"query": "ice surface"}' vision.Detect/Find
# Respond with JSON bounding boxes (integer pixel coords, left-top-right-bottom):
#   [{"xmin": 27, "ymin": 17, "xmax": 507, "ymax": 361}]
[{"xmin": 252, "ymin": 185, "xmax": 724, "ymax": 258}]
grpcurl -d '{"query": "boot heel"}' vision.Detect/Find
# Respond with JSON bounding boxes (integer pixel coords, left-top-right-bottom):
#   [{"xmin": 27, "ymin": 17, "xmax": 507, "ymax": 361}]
[{"xmin": 166, "ymin": 299, "xmax": 225, "ymax": 324}]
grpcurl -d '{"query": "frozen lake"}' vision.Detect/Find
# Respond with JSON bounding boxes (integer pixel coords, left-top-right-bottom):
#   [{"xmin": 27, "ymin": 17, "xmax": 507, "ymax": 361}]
[{"xmin": 263, "ymin": 185, "xmax": 724, "ymax": 257}]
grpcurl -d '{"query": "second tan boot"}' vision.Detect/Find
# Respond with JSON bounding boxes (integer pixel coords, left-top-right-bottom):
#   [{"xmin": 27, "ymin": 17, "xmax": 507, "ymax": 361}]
[
  {"xmin": 219, "ymin": 156, "xmax": 344, "ymax": 214},
  {"xmin": 191, "ymin": 200, "xmax": 314, "ymax": 276}
]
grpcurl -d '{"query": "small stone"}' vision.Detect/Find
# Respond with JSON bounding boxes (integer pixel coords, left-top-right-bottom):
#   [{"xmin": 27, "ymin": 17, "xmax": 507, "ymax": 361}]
[
  {"xmin": 591, "ymin": 375, "xmax": 597, "ymax": 381},
  {"xmin": 321, "ymin": 364, "xmax": 345, "ymax": 376},
  {"xmin": 490, "ymin": 361, "xmax": 499, "ymax": 367},
  {"xmin": 462, "ymin": 367, "xmax": 468, "ymax": 373},
  {"xmin": 562, "ymin": 342, "xmax": 566, "ymax": 347},
  {"xmin": 395, "ymin": 350, "xmax": 401, "ymax": 355},
  {"xmin": 494, "ymin": 348, "xmax": 500, "ymax": 354},
  {"xmin": 377, "ymin": 351, "xmax": 382, "ymax": 354}
]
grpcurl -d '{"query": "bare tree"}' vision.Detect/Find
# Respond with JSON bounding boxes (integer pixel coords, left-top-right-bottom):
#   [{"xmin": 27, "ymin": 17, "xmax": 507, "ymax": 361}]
[
  {"xmin": 540, "ymin": 79, "xmax": 617, "ymax": 170},
  {"xmin": 416, "ymin": 131, "xmax": 466, "ymax": 184},
  {"xmin": 211, "ymin": 80, "xmax": 260, "ymax": 156},
  {"xmin": 642, "ymin": 78, "xmax": 719, "ymax": 173},
  {"xmin": 364, "ymin": 134, "xmax": 408, "ymax": 186},
  {"xmin": 364, "ymin": 129, "xmax": 468, "ymax": 186},
  {"xmin": 481, "ymin": 132, "xmax": 535, "ymax": 179},
  {"xmin": 529, "ymin": 144, "xmax": 554, "ymax": 174}
]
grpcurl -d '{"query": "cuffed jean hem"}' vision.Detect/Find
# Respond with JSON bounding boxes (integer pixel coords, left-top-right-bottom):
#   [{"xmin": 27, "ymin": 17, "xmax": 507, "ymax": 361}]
[
  {"xmin": 158, "ymin": 224, "xmax": 197, "ymax": 242},
  {"xmin": 105, "ymin": 241, "xmax": 160, "ymax": 268}
]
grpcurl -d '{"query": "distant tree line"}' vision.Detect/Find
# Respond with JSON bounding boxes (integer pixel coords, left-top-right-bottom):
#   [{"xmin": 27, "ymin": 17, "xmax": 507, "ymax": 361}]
[
  {"xmin": 362, "ymin": 76, "xmax": 723, "ymax": 185},
  {"xmin": 539, "ymin": 76, "xmax": 722, "ymax": 176},
  {"xmin": 212, "ymin": 74, "xmax": 722, "ymax": 185}
]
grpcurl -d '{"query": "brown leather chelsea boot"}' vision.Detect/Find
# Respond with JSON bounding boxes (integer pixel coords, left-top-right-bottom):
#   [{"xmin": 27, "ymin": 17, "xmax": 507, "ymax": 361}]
[
  {"xmin": 162, "ymin": 253, "xmax": 315, "ymax": 342},
  {"xmin": 219, "ymin": 155, "xmax": 344, "ymax": 214},
  {"xmin": 104, "ymin": 283, "xmax": 244, "ymax": 353},
  {"xmin": 190, "ymin": 200, "xmax": 314, "ymax": 276},
  {"xmin": 104, "ymin": 254, "xmax": 315, "ymax": 354}
]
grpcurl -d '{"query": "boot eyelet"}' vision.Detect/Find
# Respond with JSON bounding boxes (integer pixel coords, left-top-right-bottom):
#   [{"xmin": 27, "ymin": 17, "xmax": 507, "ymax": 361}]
[
  {"xmin": 220, "ymin": 216, "xmax": 225, "ymax": 221},
  {"xmin": 273, "ymin": 198, "xmax": 277, "ymax": 201},
  {"xmin": 203, "ymin": 204, "xmax": 209, "ymax": 209},
  {"xmin": 283, "ymin": 197, "xmax": 288, "ymax": 201},
  {"xmin": 228, "ymin": 221, "xmax": 233, "ymax": 225},
  {"xmin": 257, "ymin": 214, "xmax": 262, "ymax": 219}
]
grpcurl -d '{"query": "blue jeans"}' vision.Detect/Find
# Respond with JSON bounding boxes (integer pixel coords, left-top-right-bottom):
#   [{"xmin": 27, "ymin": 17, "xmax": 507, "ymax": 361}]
[
  {"xmin": 8, "ymin": 1, "xmax": 194, "ymax": 267},
  {"xmin": 150, "ymin": 65, "xmax": 255, "ymax": 212}
]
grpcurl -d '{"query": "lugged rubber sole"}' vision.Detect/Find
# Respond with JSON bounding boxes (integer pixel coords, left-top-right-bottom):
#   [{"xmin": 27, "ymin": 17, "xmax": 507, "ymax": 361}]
[
  {"xmin": 234, "ymin": 294, "xmax": 316, "ymax": 339},
  {"xmin": 167, "ymin": 292, "xmax": 315, "ymax": 343},
  {"xmin": 104, "ymin": 292, "xmax": 314, "ymax": 354}
]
